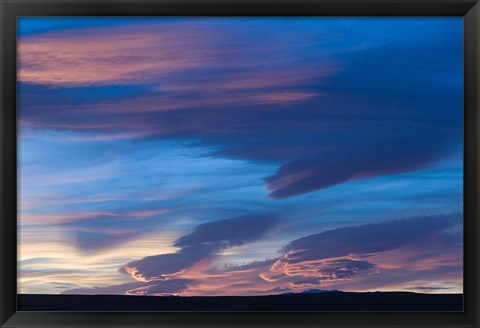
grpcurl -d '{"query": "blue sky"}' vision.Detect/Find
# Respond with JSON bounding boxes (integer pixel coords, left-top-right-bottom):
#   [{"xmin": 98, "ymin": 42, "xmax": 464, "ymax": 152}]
[{"xmin": 17, "ymin": 17, "xmax": 463, "ymax": 296}]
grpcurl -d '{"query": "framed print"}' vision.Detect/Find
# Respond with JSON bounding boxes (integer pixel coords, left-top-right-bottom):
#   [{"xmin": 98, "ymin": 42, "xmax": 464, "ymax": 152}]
[{"xmin": 1, "ymin": 0, "xmax": 479, "ymax": 327}]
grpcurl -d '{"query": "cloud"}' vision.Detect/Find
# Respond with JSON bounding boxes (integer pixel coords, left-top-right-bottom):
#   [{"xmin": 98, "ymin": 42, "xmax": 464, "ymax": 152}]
[
  {"xmin": 287, "ymin": 278, "xmax": 324, "ymax": 288},
  {"xmin": 281, "ymin": 258, "xmax": 375, "ymax": 280},
  {"xmin": 120, "ymin": 214, "xmax": 278, "ymax": 282},
  {"xmin": 18, "ymin": 20, "xmax": 337, "ymax": 88},
  {"xmin": 264, "ymin": 137, "xmax": 448, "ymax": 199},
  {"xmin": 61, "ymin": 213, "xmax": 462, "ymax": 296},
  {"xmin": 261, "ymin": 214, "xmax": 461, "ymax": 284},
  {"xmin": 57, "ymin": 208, "xmax": 170, "ymax": 252},
  {"xmin": 119, "ymin": 247, "xmax": 207, "ymax": 282},
  {"xmin": 18, "ymin": 23, "xmax": 215, "ymax": 86},
  {"xmin": 284, "ymin": 213, "xmax": 458, "ymax": 259},
  {"xmin": 261, "ymin": 256, "xmax": 377, "ymax": 283},
  {"xmin": 212, "ymin": 258, "xmax": 278, "ymax": 273},
  {"xmin": 173, "ymin": 214, "xmax": 278, "ymax": 249},
  {"xmin": 62, "ymin": 279, "xmax": 193, "ymax": 296},
  {"xmin": 18, "ymin": 19, "xmax": 462, "ymax": 198},
  {"xmin": 406, "ymin": 286, "xmax": 454, "ymax": 291},
  {"xmin": 126, "ymin": 279, "xmax": 194, "ymax": 296},
  {"xmin": 62, "ymin": 214, "xmax": 279, "ymax": 296}
]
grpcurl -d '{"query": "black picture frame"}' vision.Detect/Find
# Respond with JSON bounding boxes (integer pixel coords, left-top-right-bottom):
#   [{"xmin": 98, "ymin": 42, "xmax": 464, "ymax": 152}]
[{"xmin": 1, "ymin": 0, "xmax": 479, "ymax": 327}]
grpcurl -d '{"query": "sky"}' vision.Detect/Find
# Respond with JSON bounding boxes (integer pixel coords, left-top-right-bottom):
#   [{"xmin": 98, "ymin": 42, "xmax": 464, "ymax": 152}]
[{"xmin": 17, "ymin": 17, "xmax": 463, "ymax": 296}]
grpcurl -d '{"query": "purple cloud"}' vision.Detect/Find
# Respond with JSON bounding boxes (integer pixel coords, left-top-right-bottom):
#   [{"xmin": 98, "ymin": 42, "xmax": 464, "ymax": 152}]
[
  {"xmin": 264, "ymin": 137, "xmax": 448, "ymax": 199},
  {"xmin": 121, "ymin": 214, "xmax": 278, "ymax": 282},
  {"xmin": 261, "ymin": 214, "xmax": 461, "ymax": 283},
  {"xmin": 174, "ymin": 214, "xmax": 278, "ymax": 249},
  {"xmin": 284, "ymin": 214, "xmax": 459, "ymax": 260}
]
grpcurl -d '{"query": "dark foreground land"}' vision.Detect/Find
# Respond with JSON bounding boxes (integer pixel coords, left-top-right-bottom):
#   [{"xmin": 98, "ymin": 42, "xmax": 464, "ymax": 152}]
[{"xmin": 18, "ymin": 292, "xmax": 463, "ymax": 311}]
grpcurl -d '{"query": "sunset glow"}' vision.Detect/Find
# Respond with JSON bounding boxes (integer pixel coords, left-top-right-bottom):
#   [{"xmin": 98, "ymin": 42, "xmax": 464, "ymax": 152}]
[{"xmin": 18, "ymin": 17, "xmax": 463, "ymax": 297}]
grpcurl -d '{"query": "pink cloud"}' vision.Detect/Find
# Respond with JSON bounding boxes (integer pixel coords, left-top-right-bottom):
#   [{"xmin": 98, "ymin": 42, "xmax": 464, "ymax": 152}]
[
  {"xmin": 18, "ymin": 24, "xmax": 220, "ymax": 86},
  {"xmin": 18, "ymin": 22, "xmax": 340, "ymax": 89},
  {"xmin": 257, "ymin": 214, "xmax": 462, "ymax": 293}
]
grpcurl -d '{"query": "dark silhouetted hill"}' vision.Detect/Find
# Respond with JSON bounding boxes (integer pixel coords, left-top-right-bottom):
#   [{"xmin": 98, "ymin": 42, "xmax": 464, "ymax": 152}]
[{"xmin": 18, "ymin": 292, "xmax": 462, "ymax": 311}]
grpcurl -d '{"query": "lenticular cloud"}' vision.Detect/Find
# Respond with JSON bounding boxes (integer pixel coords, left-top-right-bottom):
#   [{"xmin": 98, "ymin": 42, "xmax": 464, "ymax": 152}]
[{"xmin": 121, "ymin": 214, "xmax": 278, "ymax": 282}]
